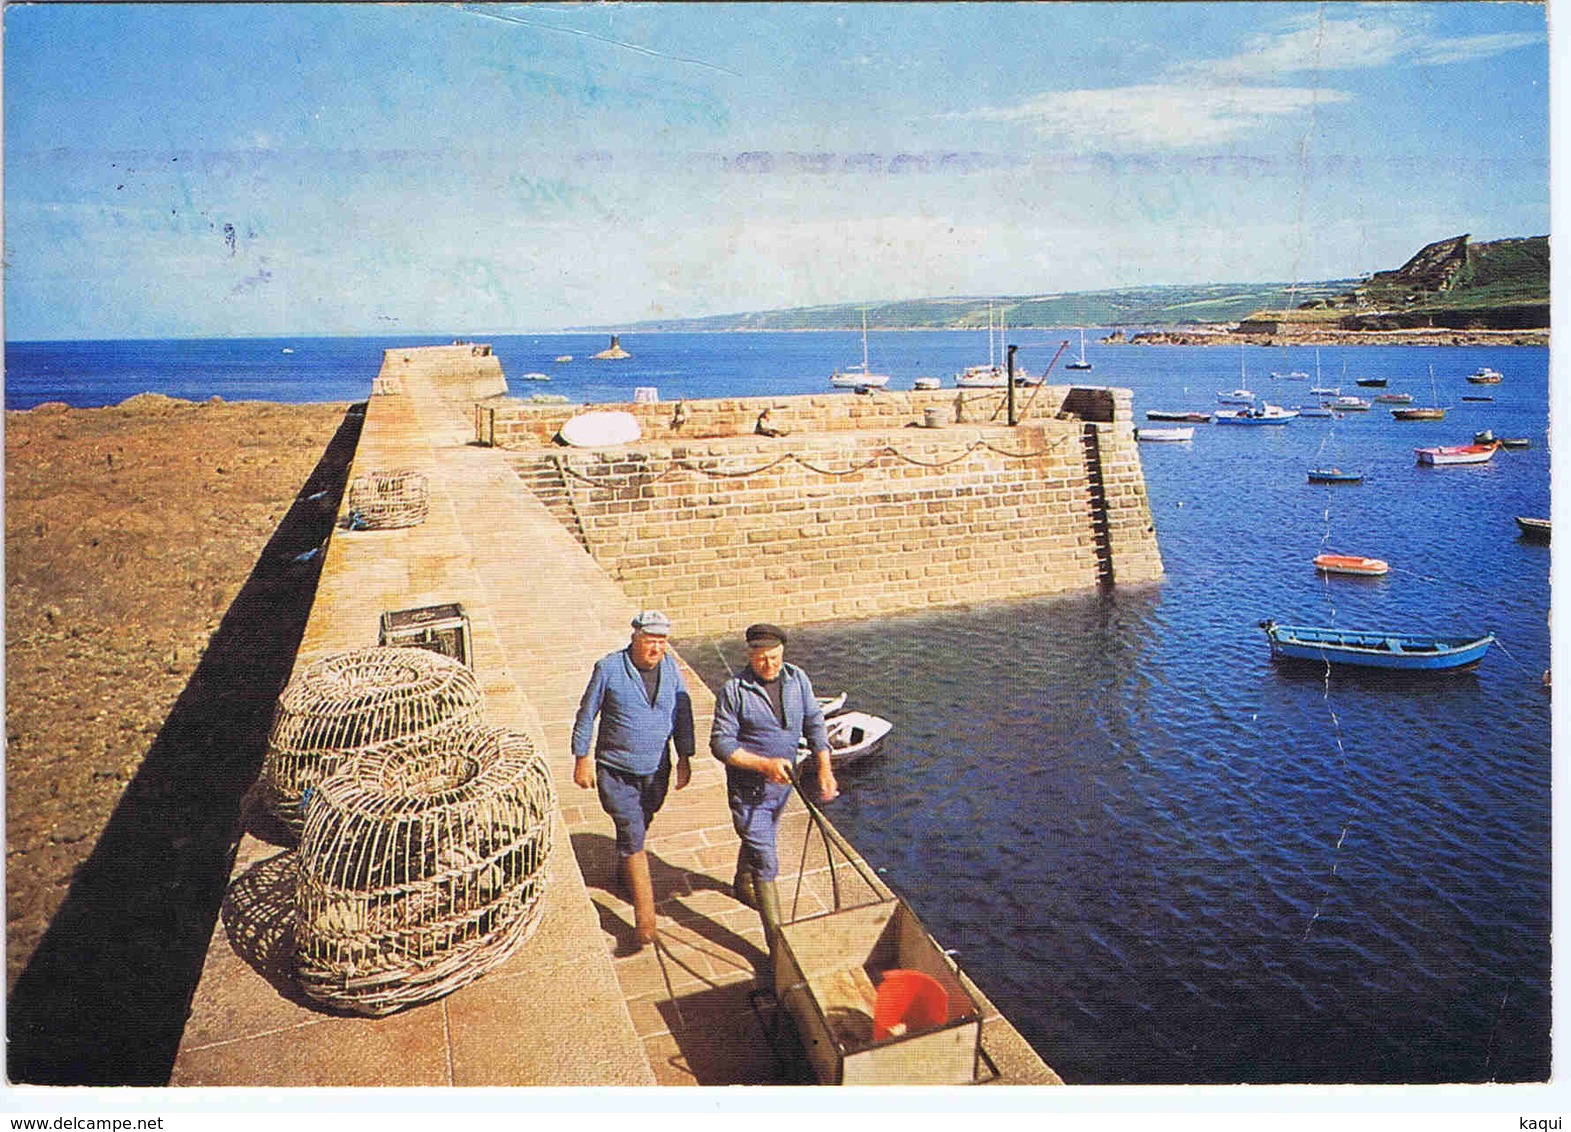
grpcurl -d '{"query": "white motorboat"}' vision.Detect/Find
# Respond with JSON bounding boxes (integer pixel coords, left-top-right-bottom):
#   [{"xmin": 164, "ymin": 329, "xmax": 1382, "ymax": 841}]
[
  {"xmin": 799, "ymin": 711, "xmax": 893, "ymax": 765},
  {"xmin": 816, "ymin": 692, "xmax": 848, "ymax": 716},
  {"xmin": 1135, "ymin": 427, "xmax": 1195, "ymax": 442},
  {"xmin": 1213, "ymin": 403, "xmax": 1298, "ymax": 425}
]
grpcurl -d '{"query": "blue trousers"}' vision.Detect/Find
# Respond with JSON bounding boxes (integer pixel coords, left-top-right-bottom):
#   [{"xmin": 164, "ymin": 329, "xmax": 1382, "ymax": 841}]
[
  {"xmin": 728, "ymin": 777, "xmax": 794, "ymax": 881},
  {"xmin": 596, "ymin": 759, "xmax": 672, "ymax": 857}
]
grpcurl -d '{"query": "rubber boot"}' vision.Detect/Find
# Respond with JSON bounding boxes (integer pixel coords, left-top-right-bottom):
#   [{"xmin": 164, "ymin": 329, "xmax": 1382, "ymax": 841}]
[
  {"xmin": 732, "ymin": 850, "xmax": 757, "ymax": 909},
  {"xmin": 754, "ymin": 877, "xmax": 784, "ymax": 979},
  {"xmin": 624, "ymin": 850, "xmax": 659, "ymax": 949}
]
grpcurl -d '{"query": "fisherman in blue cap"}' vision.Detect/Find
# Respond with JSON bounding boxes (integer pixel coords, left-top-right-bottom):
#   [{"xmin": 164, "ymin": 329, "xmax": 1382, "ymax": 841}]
[
  {"xmin": 572, "ymin": 610, "xmax": 695, "ymax": 950},
  {"xmin": 710, "ymin": 622, "xmax": 837, "ymax": 969}
]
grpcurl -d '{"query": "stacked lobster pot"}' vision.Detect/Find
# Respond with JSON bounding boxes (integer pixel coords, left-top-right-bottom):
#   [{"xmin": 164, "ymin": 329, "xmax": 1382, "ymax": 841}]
[
  {"xmin": 260, "ymin": 647, "xmax": 486, "ymax": 837},
  {"xmin": 345, "ymin": 468, "xmax": 429, "ymax": 530},
  {"xmin": 293, "ymin": 727, "xmax": 555, "ymax": 1015},
  {"xmin": 258, "ymin": 647, "xmax": 556, "ymax": 1015}
]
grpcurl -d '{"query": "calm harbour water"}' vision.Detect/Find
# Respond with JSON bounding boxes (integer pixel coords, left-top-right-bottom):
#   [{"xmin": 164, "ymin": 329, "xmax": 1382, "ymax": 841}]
[{"xmin": 7, "ymin": 331, "xmax": 1552, "ymax": 1083}]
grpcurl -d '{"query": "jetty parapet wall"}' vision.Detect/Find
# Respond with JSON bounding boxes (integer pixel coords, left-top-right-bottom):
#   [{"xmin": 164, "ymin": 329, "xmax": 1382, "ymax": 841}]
[
  {"xmin": 378, "ymin": 342, "xmax": 507, "ymax": 401},
  {"xmin": 478, "ymin": 387, "xmax": 1163, "ymax": 636}
]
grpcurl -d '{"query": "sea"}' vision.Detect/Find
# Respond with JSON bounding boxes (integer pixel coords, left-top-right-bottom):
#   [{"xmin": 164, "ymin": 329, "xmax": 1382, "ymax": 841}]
[{"xmin": 5, "ymin": 331, "xmax": 1552, "ymax": 1084}]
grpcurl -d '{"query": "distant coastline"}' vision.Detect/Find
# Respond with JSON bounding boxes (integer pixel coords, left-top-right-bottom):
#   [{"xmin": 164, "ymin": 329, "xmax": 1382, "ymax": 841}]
[{"xmin": 1126, "ymin": 326, "xmax": 1548, "ymax": 348}]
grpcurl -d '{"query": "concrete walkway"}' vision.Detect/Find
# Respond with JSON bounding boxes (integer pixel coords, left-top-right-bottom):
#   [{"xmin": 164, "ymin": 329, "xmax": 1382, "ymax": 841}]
[{"xmin": 170, "ymin": 372, "xmax": 1060, "ymax": 1087}]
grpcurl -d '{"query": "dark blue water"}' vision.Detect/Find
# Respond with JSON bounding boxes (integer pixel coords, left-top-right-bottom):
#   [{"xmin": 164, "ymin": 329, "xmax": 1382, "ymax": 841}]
[{"xmin": 9, "ymin": 333, "xmax": 1550, "ymax": 1083}]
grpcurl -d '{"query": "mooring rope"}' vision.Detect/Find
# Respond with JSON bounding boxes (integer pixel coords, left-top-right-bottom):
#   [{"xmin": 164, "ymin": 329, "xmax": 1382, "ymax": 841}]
[{"xmin": 548, "ymin": 432, "xmax": 1074, "ymax": 488}]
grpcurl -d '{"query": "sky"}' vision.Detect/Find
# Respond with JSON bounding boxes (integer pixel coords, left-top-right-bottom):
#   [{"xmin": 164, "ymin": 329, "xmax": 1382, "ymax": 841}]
[{"xmin": 2, "ymin": 1, "xmax": 1551, "ymax": 339}]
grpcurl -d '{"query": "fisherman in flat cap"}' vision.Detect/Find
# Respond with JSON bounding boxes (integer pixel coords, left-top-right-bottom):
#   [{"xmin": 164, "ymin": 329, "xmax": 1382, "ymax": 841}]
[
  {"xmin": 571, "ymin": 610, "xmax": 695, "ymax": 950},
  {"xmin": 710, "ymin": 622, "xmax": 837, "ymax": 969}
]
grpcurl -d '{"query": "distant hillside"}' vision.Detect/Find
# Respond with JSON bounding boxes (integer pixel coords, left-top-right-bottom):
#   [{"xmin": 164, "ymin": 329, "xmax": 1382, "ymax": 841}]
[
  {"xmin": 582, "ymin": 281, "xmax": 1356, "ymax": 333},
  {"xmin": 1245, "ymin": 234, "xmax": 1549, "ymax": 332},
  {"xmin": 580, "ymin": 234, "xmax": 1546, "ymax": 333}
]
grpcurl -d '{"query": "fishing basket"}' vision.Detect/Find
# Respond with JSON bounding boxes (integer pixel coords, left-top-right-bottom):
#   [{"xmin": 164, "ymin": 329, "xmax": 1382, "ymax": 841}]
[
  {"xmin": 260, "ymin": 647, "xmax": 485, "ymax": 836},
  {"xmin": 293, "ymin": 727, "xmax": 556, "ymax": 1016},
  {"xmin": 346, "ymin": 468, "xmax": 429, "ymax": 530}
]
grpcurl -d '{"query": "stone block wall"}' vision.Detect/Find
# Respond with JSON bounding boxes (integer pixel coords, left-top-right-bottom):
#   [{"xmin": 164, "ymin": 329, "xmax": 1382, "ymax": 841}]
[
  {"xmin": 501, "ymin": 402, "xmax": 1162, "ymax": 635},
  {"xmin": 377, "ymin": 343, "xmax": 507, "ymax": 402},
  {"xmin": 478, "ymin": 387, "xmax": 1081, "ymax": 449}
]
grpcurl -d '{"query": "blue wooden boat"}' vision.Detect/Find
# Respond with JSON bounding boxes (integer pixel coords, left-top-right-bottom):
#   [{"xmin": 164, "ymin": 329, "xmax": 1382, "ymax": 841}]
[
  {"xmin": 1258, "ymin": 620, "xmax": 1495, "ymax": 671},
  {"xmin": 1306, "ymin": 468, "xmax": 1363, "ymax": 484}
]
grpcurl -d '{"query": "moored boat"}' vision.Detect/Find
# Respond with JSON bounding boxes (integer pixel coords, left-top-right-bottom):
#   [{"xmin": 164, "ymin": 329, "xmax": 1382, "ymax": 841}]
[
  {"xmin": 1216, "ymin": 388, "xmax": 1256, "ymax": 405},
  {"xmin": 1136, "ymin": 427, "xmax": 1194, "ymax": 442},
  {"xmin": 799, "ymin": 710, "xmax": 893, "ymax": 765},
  {"xmin": 912, "ymin": 377, "xmax": 941, "ymax": 390},
  {"xmin": 832, "ymin": 311, "xmax": 891, "ymax": 388},
  {"xmin": 1467, "ymin": 367, "xmax": 1503, "ymax": 384},
  {"xmin": 1213, "ymin": 403, "xmax": 1297, "ymax": 425},
  {"xmin": 1372, "ymin": 392, "xmax": 1412, "ymax": 404},
  {"xmin": 1294, "ymin": 406, "xmax": 1338, "ymax": 418},
  {"xmin": 1515, "ymin": 517, "xmax": 1550, "ymax": 543},
  {"xmin": 1146, "ymin": 410, "xmax": 1211, "ymax": 422},
  {"xmin": 1313, "ymin": 553, "xmax": 1389, "ymax": 577},
  {"xmin": 1306, "ymin": 468, "xmax": 1363, "ymax": 484},
  {"xmin": 1327, "ymin": 395, "xmax": 1372, "ymax": 411},
  {"xmin": 1461, "ymin": 395, "xmax": 1494, "ymax": 403},
  {"xmin": 1393, "ymin": 366, "xmax": 1447, "ymax": 420},
  {"xmin": 1259, "ymin": 620, "xmax": 1495, "ymax": 672},
  {"xmin": 1499, "ymin": 437, "xmax": 1531, "ymax": 449},
  {"xmin": 1354, "ymin": 377, "xmax": 1388, "ymax": 388},
  {"xmin": 1415, "ymin": 442, "xmax": 1498, "ymax": 466},
  {"xmin": 1065, "ymin": 328, "xmax": 1093, "ymax": 371}
]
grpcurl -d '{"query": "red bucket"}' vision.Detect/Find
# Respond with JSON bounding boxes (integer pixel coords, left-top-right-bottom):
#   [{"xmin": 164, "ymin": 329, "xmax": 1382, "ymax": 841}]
[{"xmin": 872, "ymin": 969, "xmax": 949, "ymax": 1041}]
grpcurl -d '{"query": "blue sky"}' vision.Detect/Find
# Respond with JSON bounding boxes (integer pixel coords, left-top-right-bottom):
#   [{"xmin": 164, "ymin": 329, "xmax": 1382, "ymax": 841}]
[{"xmin": 3, "ymin": 2, "xmax": 1550, "ymax": 339}]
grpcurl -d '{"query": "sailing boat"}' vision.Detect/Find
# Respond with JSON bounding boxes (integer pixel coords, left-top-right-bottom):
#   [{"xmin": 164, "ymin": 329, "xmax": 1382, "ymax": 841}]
[
  {"xmin": 955, "ymin": 301, "xmax": 1009, "ymax": 386},
  {"xmin": 1065, "ymin": 327, "xmax": 1093, "ymax": 371},
  {"xmin": 830, "ymin": 311, "xmax": 891, "ymax": 388},
  {"xmin": 1390, "ymin": 365, "xmax": 1446, "ymax": 420}
]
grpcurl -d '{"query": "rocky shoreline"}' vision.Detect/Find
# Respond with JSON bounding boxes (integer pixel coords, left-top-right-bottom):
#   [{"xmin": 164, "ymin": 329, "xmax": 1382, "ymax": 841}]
[
  {"xmin": 5, "ymin": 395, "xmax": 353, "ymax": 991},
  {"xmin": 1124, "ymin": 326, "xmax": 1548, "ymax": 348}
]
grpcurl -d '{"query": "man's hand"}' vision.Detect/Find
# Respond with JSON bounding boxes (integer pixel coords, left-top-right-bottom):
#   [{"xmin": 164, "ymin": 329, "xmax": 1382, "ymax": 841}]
[
  {"xmin": 675, "ymin": 756, "xmax": 692, "ymax": 790},
  {"xmin": 816, "ymin": 756, "xmax": 839, "ymax": 803},
  {"xmin": 726, "ymin": 749, "xmax": 795, "ymax": 785},
  {"xmin": 573, "ymin": 756, "xmax": 595, "ymax": 790},
  {"xmin": 760, "ymin": 756, "xmax": 794, "ymax": 785}
]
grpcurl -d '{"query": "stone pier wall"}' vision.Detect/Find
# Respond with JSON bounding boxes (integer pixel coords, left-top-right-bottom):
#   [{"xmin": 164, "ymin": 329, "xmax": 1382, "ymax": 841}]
[
  {"xmin": 377, "ymin": 342, "xmax": 507, "ymax": 401},
  {"xmin": 481, "ymin": 388, "xmax": 1163, "ymax": 635}
]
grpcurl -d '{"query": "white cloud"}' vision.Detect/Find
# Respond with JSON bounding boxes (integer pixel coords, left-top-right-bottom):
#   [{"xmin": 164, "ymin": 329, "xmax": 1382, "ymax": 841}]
[
  {"xmin": 1412, "ymin": 32, "xmax": 1544, "ymax": 66},
  {"xmin": 1189, "ymin": 16, "xmax": 1408, "ymax": 80},
  {"xmin": 962, "ymin": 84, "xmax": 1350, "ymax": 152},
  {"xmin": 1185, "ymin": 11, "xmax": 1540, "ymax": 80}
]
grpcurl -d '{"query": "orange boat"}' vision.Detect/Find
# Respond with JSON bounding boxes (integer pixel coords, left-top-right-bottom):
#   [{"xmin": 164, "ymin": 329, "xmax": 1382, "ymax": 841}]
[{"xmin": 1314, "ymin": 553, "xmax": 1390, "ymax": 577}]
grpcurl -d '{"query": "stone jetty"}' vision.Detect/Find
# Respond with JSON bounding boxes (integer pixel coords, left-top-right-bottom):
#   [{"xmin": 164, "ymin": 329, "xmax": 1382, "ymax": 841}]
[{"xmin": 170, "ymin": 344, "xmax": 1075, "ymax": 1086}]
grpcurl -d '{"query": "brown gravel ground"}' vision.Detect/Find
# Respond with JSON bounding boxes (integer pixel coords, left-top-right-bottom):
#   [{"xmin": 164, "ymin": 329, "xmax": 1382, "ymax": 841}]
[{"xmin": 5, "ymin": 394, "xmax": 361, "ymax": 1083}]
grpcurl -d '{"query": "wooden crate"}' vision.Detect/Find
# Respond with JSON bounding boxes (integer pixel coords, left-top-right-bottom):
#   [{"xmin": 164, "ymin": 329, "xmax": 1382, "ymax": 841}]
[
  {"xmin": 774, "ymin": 898, "xmax": 982, "ymax": 1085},
  {"xmin": 378, "ymin": 602, "xmax": 473, "ymax": 669}
]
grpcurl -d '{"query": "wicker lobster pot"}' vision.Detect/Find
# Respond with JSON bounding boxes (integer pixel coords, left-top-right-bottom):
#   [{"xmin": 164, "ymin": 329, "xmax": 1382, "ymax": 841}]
[
  {"xmin": 294, "ymin": 727, "xmax": 556, "ymax": 1016},
  {"xmin": 346, "ymin": 468, "xmax": 429, "ymax": 529},
  {"xmin": 261, "ymin": 647, "xmax": 485, "ymax": 835}
]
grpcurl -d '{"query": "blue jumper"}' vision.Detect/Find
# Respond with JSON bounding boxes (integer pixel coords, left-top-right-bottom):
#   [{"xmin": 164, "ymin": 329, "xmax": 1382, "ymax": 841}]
[
  {"xmin": 709, "ymin": 662, "xmax": 830, "ymax": 881},
  {"xmin": 710, "ymin": 662, "xmax": 829, "ymax": 766},
  {"xmin": 571, "ymin": 649, "xmax": 695, "ymax": 775}
]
